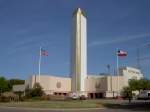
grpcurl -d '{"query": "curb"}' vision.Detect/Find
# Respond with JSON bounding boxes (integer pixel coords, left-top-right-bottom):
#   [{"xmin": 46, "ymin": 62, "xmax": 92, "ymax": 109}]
[{"xmin": 0, "ymin": 106, "xmax": 106, "ymax": 111}]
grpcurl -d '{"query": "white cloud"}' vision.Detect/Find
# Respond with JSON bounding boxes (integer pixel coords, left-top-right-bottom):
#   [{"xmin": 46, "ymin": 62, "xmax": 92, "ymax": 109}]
[{"xmin": 89, "ymin": 33, "xmax": 150, "ymax": 47}]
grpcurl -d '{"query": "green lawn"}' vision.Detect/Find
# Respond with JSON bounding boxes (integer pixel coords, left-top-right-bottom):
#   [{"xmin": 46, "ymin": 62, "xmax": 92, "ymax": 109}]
[{"xmin": 0, "ymin": 100, "xmax": 104, "ymax": 108}]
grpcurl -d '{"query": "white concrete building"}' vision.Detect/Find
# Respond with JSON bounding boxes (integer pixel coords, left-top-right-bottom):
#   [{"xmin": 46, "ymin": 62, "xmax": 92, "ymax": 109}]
[
  {"xmin": 119, "ymin": 67, "xmax": 143, "ymax": 86},
  {"xmin": 13, "ymin": 66, "xmax": 143, "ymax": 98}
]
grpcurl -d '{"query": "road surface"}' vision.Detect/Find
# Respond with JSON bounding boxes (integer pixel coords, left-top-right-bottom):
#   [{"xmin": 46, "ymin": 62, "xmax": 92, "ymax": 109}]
[{"xmin": 0, "ymin": 107, "xmax": 148, "ymax": 112}]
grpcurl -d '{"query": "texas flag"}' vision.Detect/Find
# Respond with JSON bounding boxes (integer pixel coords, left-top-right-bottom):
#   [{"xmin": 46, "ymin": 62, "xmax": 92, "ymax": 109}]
[
  {"xmin": 117, "ymin": 50, "xmax": 127, "ymax": 57},
  {"xmin": 41, "ymin": 48, "xmax": 48, "ymax": 56}
]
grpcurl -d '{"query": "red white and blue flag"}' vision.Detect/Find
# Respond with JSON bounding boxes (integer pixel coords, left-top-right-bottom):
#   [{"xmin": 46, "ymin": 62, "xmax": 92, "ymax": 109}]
[
  {"xmin": 117, "ymin": 50, "xmax": 127, "ymax": 57},
  {"xmin": 41, "ymin": 48, "xmax": 48, "ymax": 56}
]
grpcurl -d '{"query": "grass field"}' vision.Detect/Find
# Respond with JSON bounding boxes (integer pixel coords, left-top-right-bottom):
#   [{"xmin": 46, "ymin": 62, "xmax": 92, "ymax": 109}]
[{"xmin": 0, "ymin": 100, "xmax": 104, "ymax": 108}]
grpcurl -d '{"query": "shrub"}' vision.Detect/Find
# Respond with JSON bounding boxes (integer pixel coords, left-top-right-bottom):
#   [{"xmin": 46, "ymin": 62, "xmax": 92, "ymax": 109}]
[
  {"xmin": 0, "ymin": 92, "xmax": 19, "ymax": 102},
  {"xmin": 80, "ymin": 95, "xmax": 87, "ymax": 100},
  {"xmin": 30, "ymin": 83, "xmax": 44, "ymax": 97},
  {"xmin": 25, "ymin": 85, "xmax": 32, "ymax": 98},
  {"xmin": 14, "ymin": 91, "xmax": 24, "ymax": 101},
  {"xmin": 121, "ymin": 87, "xmax": 132, "ymax": 99},
  {"xmin": 25, "ymin": 83, "xmax": 44, "ymax": 98},
  {"xmin": 50, "ymin": 95, "xmax": 66, "ymax": 101},
  {"xmin": 41, "ymin": 95, "xmax": 51, "ymax": 100}
]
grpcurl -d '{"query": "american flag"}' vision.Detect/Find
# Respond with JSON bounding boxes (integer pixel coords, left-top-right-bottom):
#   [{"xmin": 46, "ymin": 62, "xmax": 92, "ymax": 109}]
[
  {"xmin": 117, "ymin": 50, "xmax": 127, "ymax": 57},
  {"xmin": 41, "ymin": 48, "xmax": 48, "ymax": 56}
]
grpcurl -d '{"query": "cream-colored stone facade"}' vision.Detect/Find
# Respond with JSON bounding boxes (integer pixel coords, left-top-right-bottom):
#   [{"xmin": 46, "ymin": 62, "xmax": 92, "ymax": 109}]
[
  {"xmin": 25, "ymin": 75, "xmax": 71, "ymax": 95},
  {"xmin": 84, "ymin": 76, "xmax": 124, "ymax": 98},
  {"xmin": 119, "ymin": 67, "xmax": 143, "ymax": 86},
  {"xmin": 13, "ymin": 67, "xmax": 143, "ymax": 98},
  {"xmin": 23, "ymin": 75, "xmax": 125, "ymax": 98}
]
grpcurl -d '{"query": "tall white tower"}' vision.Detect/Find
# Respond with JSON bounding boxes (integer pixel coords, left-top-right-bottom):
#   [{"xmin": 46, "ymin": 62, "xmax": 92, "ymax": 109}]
[{"xmin": 71, "ymin": 8, "xmax": 87, "ymax": 95}]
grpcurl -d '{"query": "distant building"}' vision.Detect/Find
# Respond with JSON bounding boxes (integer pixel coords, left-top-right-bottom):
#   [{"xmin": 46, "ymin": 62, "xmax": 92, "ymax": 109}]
[{"xmin": 119, "ymin": 66, "xmax": 143, "ymax": 86}]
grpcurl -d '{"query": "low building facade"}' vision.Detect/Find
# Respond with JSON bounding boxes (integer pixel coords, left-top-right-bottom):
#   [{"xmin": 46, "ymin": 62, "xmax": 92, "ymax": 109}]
[
  {"xmin": 13, "ymin": 67, "xmax": 143, "ymax": 98},
  {"xmin": 119, "ymin": 67, "xmax": 143, "ymax": 86},
  {"xmin": 25, "ymin": 75, "xmax": 71, "ymax": 95}
]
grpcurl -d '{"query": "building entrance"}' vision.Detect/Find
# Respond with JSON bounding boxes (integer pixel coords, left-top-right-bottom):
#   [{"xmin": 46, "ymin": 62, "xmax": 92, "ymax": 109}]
[{"xmin": 88, "ymin": 93, "xmax": 103, "ymax": 99}]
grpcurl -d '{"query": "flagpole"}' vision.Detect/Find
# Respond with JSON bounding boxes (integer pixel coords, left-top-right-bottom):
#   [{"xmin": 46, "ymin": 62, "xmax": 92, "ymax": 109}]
[
  {"xmin": 116, "ymin": 48, "xmax": 119, "ymax": 97},
  {"xmin": 38, "ymin": 46, "xmax": 42, "ymax": 83}
]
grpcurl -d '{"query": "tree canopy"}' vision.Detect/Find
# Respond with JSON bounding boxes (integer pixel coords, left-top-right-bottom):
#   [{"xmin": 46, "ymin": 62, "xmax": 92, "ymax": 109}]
[
  {"xmin": 0, "ymin": 77, "xmax": 25, "ymax": 93},
  {"xmin": 129, "ymin": 79, "xmax": 150, "ymax": 91},
  {"xmin": 122, "ymin": 79, "xmax": 150, "ymax": 98},
  {"xmin": 7, "ymin": 79, "xmax": 25, "ymax": 90},
  {"xmin": 25, "ymin": 83, "xmax": 44, "ymax": 98},
  {"xmin": 0, "ymin": 77, "xmax": 9, "ymax": 93}
]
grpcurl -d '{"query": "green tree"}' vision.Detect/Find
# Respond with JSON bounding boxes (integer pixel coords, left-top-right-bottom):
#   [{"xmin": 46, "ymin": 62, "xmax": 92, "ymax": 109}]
[
  {"xmin": 139, "ymin": 79, "xmax": 150, "ymax": 90},
  {"xmin": 122, "ymin": 86, "xmax": 132, "ymax": 98},
  {"xmin": 129, "ymin": 79, "xmax": 140, "ymax": 91},
  {"xmin": 0, "ymin": 77, "xmax": 9, "ymax": 93},
  {"xmin": 129, "ymin": 79, "xmax": 150, "ymax": 91},
  {"xmin": 25, "ymin": 85, "xmax": 31, "ymax": 98},
  {"xmin": 122, "ymin": 79, "xmax": 150, "ymax": 99},
  {"xmin": 31, "ymin": 83, "xmax": 44, "ymax": 97},
  {"xmin": 7, "ymin": 79, "xmax": 25, "ymax": 90}
]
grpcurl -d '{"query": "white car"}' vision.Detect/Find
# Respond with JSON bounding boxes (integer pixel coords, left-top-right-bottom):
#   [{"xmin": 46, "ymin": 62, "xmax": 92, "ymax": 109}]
[
  {"xmin": 69, "ymin": 92, "xmax": 79, "ymax": 100},
  {"xmin": 138, "ymin": 90, "xmax": 150, "ymax": 100},
  {"xmin": 72, "ymin": 94, "xmax": 79, "ymax": 100}
]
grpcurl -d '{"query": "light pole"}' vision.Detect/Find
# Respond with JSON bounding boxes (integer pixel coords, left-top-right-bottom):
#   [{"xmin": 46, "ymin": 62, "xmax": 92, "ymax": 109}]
[{"xmin": 106, "ymin": 64, "xmax": 111, "ymax": 75}]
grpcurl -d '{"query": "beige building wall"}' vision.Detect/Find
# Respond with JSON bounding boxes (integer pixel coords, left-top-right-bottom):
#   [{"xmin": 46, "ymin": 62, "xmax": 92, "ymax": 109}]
[
  {"xmin": 25, "ymin": 75, "xmax": 34, "ymax": 88},
  {"xmin": 13, "ymin": 85, "xmax": 25, "ymax": 92},
  {"xmin": 14, "ymin": 75, "xmax": 124, "ymax": 98},
  {"xmin": 107, "ymin": 76, "xmax": 124, "ymax": 92},
  {"xmin": 106, "ymin": 76, "xmax": 124, "ymax": 97},
  {"xmin": 119, "ymin": 67, "xmax": 143, "ymax": 86},
  {"xmin": 25, "ymin": 75, "xmax": 71, "ymax": 95},
  {"xmin": 85, "ymin": 77, "xmax": 107, "ymax": 92},
  {"xmin": 85, "ymin": 76, "xmax": 124, "ymax": 98},
  {"xmin": 13, "ymin": 67, "xmax": 143, "ymax": 98}
]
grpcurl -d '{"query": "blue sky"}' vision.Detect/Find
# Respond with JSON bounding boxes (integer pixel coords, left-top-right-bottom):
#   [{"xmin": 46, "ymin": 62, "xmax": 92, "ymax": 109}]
[{"xmin": 0, "ymin": 0, "xmax": 150, "ymax": 79}]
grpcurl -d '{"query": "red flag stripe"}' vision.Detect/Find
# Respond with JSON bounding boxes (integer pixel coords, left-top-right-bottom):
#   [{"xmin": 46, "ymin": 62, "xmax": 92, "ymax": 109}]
[
  {"xmin": 41, "ymin": 49, "xmax": 48, "ymax": 56},
  {"xmin": 117, "ymin": 50, "xmax": 127, "ymax": 57}
]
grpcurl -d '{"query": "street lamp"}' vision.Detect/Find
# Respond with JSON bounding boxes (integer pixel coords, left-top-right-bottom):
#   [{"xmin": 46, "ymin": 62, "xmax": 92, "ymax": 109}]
[{"xmin": 106, "ymin": 64, "xmax": 110, "ymax": 75}]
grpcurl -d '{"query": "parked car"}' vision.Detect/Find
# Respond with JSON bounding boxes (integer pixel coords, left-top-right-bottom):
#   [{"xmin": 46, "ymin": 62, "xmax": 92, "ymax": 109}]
[
  {"xmin": 72, "ymin": 94, "xmax": 79, "ymax": 100},
  {"xmin": 68, "ymin": 92, "xmax": 87, "ymax": 100},
  {"xmin": 138, "ymin": 90, "xmax": 150, "ymax": 100}
]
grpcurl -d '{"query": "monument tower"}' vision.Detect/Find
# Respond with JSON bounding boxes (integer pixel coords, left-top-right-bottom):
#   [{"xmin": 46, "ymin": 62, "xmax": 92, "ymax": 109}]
[{"xmin": 71, "ymin": 8, "xmax": 87, "ymax": 95}]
